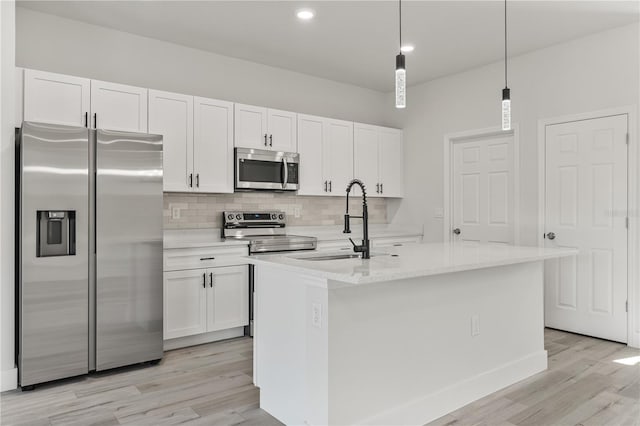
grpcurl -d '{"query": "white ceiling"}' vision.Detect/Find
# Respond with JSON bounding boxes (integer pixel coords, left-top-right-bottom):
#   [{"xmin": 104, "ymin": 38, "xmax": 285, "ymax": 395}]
[{"xmin": 17, "ymin": 1, "xmax": 640, "ymax": 92}]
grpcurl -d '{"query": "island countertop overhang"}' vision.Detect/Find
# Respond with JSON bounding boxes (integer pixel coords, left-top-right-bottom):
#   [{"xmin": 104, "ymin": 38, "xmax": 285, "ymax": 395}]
[{"xmin": 248, "ymin": 242, "xmax": 577, "ymax": 286}]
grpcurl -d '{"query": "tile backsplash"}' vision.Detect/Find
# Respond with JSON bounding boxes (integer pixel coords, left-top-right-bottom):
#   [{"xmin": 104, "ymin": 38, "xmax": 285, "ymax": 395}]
[{"xmin": 164, "ymin": 192, "xmax": 388, "ymax": 229}]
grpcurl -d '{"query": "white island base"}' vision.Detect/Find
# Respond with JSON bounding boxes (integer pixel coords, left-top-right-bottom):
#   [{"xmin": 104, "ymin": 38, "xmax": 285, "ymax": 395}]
[{"xmin": 252, "ymin": 244, "xmax": 575, "ymax": 426}]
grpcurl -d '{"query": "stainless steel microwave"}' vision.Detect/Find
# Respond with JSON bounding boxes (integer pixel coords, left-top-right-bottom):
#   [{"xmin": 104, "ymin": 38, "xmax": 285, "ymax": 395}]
[{"xmin": 235, "ymin": 148, "xmax": 300, "ymax": 191}]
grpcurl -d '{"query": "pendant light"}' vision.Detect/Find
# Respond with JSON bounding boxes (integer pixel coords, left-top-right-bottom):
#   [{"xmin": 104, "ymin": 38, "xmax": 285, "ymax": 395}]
[
  {"xmin": 395, "ymin": 0, "xmax": 406, "ymax": 109},
  {"xmin": 501, "ymin": 0, "xmax": 511, "ymax": 130}
]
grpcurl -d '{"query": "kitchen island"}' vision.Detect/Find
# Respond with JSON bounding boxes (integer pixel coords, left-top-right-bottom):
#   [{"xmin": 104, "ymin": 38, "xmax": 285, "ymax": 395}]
[{"xmin": 250, "ymin": 242, "xmax": 577, "ymax": 426}]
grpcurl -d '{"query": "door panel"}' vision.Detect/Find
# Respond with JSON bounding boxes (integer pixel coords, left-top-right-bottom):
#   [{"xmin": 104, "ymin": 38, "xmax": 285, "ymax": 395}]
[
  {"xmin": 378, "ymin": 127, "xmax": 404, "ymax": 197},
  {"xmin": 164, "ymin": 270, "xmax": 207, "ymax": 339},
  {"xmin": 193, "ymin": 97, "xmax": 234, "ymax": 193},
  {"xmin": 91, "ymin": 80, "xmax": 148, "ymax": 132},
  {"xmin": 23, "ymin": 69, "xmax": 90, "ymax": 127},
  {"xmin": 234, "ymin": 104, "xmax": 267, "ymax": 149},
  {"xmin": 353, "ymin": 124, "xmax": 379, "ymax": 197},
  {"xmin": 148, "ymin": 90, "xmax": 193, "ymax": 192},
  {"xmin": 268, "ymin": 109, "xmax": 297, "ymax": 152},
  {"xmin": 544, "ymin": 114, "xmax": 628, "ymax": 342},
  {"xmin": 208, "ymin": 266, "xmax": 249, "ymax": 332},
  {"xmin": 96, "ymin": 129, "xmax": 163, "ymax": 370},
  {"xmin": 298, "ymin": 114, "xmax": 326, "ymax": 196},
  {"xmin": 325, "ymin": 119, "xmax": 354, "ymax": 196},
  {"xmin": 452, "ymin": 132, "xmax": 515, "ymax": 244}
]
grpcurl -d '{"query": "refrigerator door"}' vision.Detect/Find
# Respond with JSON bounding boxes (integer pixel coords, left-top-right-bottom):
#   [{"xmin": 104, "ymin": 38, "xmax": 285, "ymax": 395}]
[
  {"xmin": 95, "ymin": 129, "xmax": 163, "ymax": 370},
  {"xmin": 19, "ymin": 122, "xmax": 89, "ymax": 386}
]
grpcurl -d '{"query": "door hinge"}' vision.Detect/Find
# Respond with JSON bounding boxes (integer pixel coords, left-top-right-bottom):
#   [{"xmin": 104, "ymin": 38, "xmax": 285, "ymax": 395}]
[
  {"xmin": 626, "ymin": 217, "xmax": 629, "ymax": 229},
  {"xmin": 626, "ymin": 300, "xmax": 628, "ymax": 313},
  {"xmin": 626, "ymin": 133, "xmax": 630, "ymax": 145}
]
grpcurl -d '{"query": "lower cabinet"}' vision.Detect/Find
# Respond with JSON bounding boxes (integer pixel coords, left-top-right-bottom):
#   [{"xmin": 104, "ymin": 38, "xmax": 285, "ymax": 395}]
[{"xmin": 164, "ymin": 265, "xmax": 249, "ymax": 340}]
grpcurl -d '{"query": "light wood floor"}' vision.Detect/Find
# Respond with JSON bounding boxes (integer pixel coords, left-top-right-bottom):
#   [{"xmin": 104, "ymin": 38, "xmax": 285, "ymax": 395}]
[{"xmin": 1, "ymin": 329, "xmax": 638, "ymax": 425}]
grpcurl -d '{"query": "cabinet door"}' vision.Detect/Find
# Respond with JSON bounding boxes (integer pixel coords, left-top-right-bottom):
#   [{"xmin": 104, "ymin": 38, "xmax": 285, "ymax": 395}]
[
  {"xmin": 267, "ymin": 108, "xmax": 297, "ymax": 152},
  {"xmin": 353, "ymin": 123, "xmax": 380, "ymax": 197},
  {"xmin": 193, "ymin": 97, "xmax": 234, "ymax": 193},
  {"xmin": 325, "ymin": 119, "xmax": 354, "ymax": 196},
  {"xmin": 15, "ymin": 67, "xmax": 24, "ymax": 127},
  {"xmin": 378, "ymin": 127, "xmax": 404, "ymax": 197},
  {"xmin": 164, "ymin": 270, "xmax": 207, "ymax": 340},
  {"xmin": 234, "ymin": 103, "xmax": 267, "ymax": 149},
  {"xmin": 23, "ymin": 69, "xmax": 90, "ymax": 127},
  {"xmin": 90, "ymin": 80, "xmax": 148, "ymax": 132},
  {"xmin": 297, "ymin": 114, "xmax": 326, "ymax": 196},
  {"xmin": 207, "ymin": 266, "xmax": 249, "ymax": 332},
  {"xmin": 148, "ymin": 90, "xmax": 193, "ymax": 192}
]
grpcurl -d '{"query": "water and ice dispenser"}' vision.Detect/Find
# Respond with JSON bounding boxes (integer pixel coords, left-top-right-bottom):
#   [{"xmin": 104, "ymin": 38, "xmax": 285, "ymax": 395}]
[{"xmin": 36, "ymin": 210, "xmax": 76, "ymax": 257}]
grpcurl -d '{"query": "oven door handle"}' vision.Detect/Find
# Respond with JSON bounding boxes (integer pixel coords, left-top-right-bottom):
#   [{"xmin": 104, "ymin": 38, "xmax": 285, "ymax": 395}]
[{"xmin": 282, "ymin": 158, "xmax": 288, "ymax": 189}]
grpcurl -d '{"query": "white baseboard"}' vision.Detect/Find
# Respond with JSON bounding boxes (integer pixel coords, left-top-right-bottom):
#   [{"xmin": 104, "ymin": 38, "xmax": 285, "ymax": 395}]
[
  {"xmin": 360, "ymin": 350, "xmax": 548, "ymax": 426},
  {"xmin": 1, "ymin": 367, "xmax": 18, "ymax": 392},
  {"xmin": 163, "ymin": 327, "xmax": 245, "ymax": 351}
]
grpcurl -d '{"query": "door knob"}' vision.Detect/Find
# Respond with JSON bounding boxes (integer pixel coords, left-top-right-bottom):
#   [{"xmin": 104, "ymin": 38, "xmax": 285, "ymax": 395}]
[
  {"xmin": 546, "ymin": 232, "xmax": 556, "ymax": 240},
  {"xmin": 453, "ymin": 228, "xmax": 461, "ymax": 235}
]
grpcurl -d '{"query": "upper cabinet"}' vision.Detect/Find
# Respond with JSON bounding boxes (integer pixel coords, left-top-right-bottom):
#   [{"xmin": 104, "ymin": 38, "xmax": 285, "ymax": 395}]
[
  {"xmin": 298, "ymin": 114, "xmax": 353, "ymax": 196},
  {"xmin": 24, "ymin": 69, "xmax": 90, "ymax": 127},
  {"xmin": 149, "ymin": 90, "xmax": 234, "ymax": 193},
  {"xmin": 90, "ymin": 80, "xmax": 148, "ymax": 132},
  {"xmin": 234, "ymin": 103, "xmax": 296, "ymax": 152},
  {"xmin": 354, "ymin": 123, "xmax": 404, "ymax": 198}
]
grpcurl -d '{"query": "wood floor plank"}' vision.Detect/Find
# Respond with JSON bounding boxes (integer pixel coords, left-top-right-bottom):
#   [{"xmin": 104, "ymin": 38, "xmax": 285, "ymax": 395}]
[{"xmin": 1, "ymin": 331, "xmax": 637, "ymax": 426}]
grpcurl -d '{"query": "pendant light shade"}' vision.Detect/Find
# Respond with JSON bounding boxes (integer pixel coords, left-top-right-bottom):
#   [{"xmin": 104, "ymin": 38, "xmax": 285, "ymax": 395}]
[
  {"xmin": 395, "ymin": 0, "xmax": 406, "ymax": 109},
  {"xmin": 501, "ymin": 0, "xmax": 511, "ymax": 130}
]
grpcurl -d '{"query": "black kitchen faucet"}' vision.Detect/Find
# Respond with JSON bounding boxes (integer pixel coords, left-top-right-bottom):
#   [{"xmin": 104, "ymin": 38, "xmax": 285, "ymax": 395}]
[{"xmin": 343, "ymin": 179, "xmax": 370, "ymax": 259}]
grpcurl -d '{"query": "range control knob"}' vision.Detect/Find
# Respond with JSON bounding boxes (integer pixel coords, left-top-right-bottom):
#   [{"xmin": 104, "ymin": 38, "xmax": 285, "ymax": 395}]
[
  {"xmin": 278, "ymin": 214, "xmax": 284, "ymax": 220},
  {"xmin": 271, "ymin": 214, "xmax": 277, "ymax": 220},
  {"xmin": 236, "ymin": 214, "xmax": 242, "ymax": 220},
  {"xmin": 227, "ymin": 214, "xmax": 234, "ymax": 220}
]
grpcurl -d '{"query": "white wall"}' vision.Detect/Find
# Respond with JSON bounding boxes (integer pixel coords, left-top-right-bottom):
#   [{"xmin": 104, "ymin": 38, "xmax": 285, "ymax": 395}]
[
  {"xmin": 15, "ymin": 7, "xmax": 390, "ymax": 126},
  {"xmin": 0, "ymin": 0, "xmax": 17, "ymax": 392},
  {"xmin": 385, "ymin": 23, "xmax": 639, "ymax": 245}
]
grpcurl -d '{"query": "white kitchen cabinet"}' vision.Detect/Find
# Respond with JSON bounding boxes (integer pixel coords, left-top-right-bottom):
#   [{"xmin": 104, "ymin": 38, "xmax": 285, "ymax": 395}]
[
  {"xmin": 235, "ymin": 103, "xmax": 296, "ymax": 152},
  {"xmin": 193, "ymin": 97, "xmax": 234, "ymax": 193},
  {"xmin": 354, "ymin": 123, "xmax": 403, "ymax": 198},
  {"xmin": 207, "ymin": 266, "xmax": 249, "ymax": 332},
  {"xmin": 149, "ymin": 91, "xmax": 234, "ymax": 193},
  {"xmin": 163, "ymin": 265, "xmax": 249, "ymax": 340},
  {"xmin": 149, "ymin": 90, "xmax": 193, "ymax": 192},
  {"xmin": 298, "ymin": 114, "xmax": 353, "ymax": 196},
  {"xmin": 23, "ymin": 69, "xmax": 90, "ymax": 127},
  {"xmin": 164, "ymin": 269, "xmax": 207, "ymax": 340},
  {"xmin": 90, "ymin": 80, "xmax": 148, "ymax": 132}
]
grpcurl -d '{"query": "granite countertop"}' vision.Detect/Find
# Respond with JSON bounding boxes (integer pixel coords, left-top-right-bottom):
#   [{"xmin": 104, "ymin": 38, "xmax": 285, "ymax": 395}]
[{"xmin": 249, "ymin": 242, "xmax": 578, "ymax": 286}]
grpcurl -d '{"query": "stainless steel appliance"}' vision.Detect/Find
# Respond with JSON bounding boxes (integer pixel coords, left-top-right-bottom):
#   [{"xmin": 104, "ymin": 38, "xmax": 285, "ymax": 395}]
[
  {"xmin": 235, "ymin": 148, "xmax": 300, "ymax": 191},
  {"xmin": 222, "ymin": 211, "xmax": 317, "ymax": 335},
  {"xmin": 17, "ymin": 122, "xmax": 163, "ymax": 389}
]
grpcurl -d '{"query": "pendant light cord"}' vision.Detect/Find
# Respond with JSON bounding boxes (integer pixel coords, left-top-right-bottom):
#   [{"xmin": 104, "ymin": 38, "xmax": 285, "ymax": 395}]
[
  {"xmin": 504, "ymin": 0, "xmax": 508, "ymax": 87},
  {"xmin": 399, "ymin": 0, "xmax": 402, "ymax": 49}
]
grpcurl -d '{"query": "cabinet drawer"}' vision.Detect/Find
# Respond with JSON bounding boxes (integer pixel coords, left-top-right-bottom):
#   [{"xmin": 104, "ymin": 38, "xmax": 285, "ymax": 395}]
[{"xmin": 164, "ymin": 245, "xmax": 249, "ymax": 271}]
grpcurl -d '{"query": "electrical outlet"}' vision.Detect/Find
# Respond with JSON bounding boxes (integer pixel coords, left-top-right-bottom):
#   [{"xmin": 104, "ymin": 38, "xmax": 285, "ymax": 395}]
[
  {"xmin": 171, "ymin": 205, "xmax": 181, "ymax": 220},
  {"xmin": 294, "ymin": 205, "xmax": 302, "ymax": 218},
  {"xmin": 471, "ymin": 315, "xmax": 480, "ymax": 336},
  {"xmin": 311, "ymin": 303, "xmax": 322, "ymax": 328}
]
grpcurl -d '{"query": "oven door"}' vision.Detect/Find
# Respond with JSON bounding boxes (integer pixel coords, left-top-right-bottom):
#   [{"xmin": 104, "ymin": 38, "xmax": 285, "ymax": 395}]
[{"xmin": 235, "ymin": 148, "xmax": 299, "ymax": 191}]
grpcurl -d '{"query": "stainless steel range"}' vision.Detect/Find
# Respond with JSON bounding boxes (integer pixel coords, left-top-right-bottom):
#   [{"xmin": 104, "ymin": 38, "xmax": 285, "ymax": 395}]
[{"xmin": 223, "ymin": 210, "xmax": 317, "ymax": 336}]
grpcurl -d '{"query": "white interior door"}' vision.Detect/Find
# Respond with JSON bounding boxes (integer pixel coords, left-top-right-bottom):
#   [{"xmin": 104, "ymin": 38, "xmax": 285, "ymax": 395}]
[
  {"xmin": 451, "ymin": 132, "xmax": 516, "ymax": 245},
  {"xmin": 544, "ymin": 114, "xmax": 628, "ymax": 343}
]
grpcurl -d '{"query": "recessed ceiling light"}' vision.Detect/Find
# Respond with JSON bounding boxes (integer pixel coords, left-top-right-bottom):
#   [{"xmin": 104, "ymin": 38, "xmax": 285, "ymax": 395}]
[
  {"xmin": 400, "ymin": 45, "xmax": 414, "ymax": 53},
  {"xmin": 296, "ymin": 9, "xmax": 315, "ymax": 20}
]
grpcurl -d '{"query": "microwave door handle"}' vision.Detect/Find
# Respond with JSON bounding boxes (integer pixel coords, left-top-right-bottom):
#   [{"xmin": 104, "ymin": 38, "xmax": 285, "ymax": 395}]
[{"xmin": 282, "ymin": 158, "xmax": 288, "ymax": 189}]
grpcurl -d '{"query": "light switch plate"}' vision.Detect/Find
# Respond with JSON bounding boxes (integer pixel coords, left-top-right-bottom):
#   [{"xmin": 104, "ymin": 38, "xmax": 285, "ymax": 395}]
[
  {"xmin": 434, "ymin": 208, "xmax": 444, "ymax": 219},
  {"xmin": 312, "ymin": 303, "xmax": 322, "ymax": 328}
]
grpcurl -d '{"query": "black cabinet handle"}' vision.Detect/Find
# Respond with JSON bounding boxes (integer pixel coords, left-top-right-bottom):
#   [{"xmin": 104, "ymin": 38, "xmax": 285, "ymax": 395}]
[
  {"xmin": 202, "ymin": 273, "xmax": 206, "ymax": 288},
  {"xmin": 209, "ymin": 272, "xmax": 214, "ymax": 287},
  {"xmin": 93, "ymin": 113, "xmax": 97, "ymax": 129},
  {"xmin": 324, "ymin": 181, "xmax": 328, "ymax": 192},
  {"xmin": 189, "ymin": 173, "xmax": 193, "ymax": 187},
  {"xmin": 200, "ymin": 256, "xmax": 215, "ymax": 261},
  {"xmin": 380, "ymin": 183, "xmax": 383, "ymax": 194},
  {"xmin": 84, "ymin": 112, "xmax": 88, "ymax": 128},
  {"xmin": 269, "ymin": 134, "xmax": 273, "ymax": 147},
  {"xmin": 196, "ymin": 174, "xmax": 200, "ymax": 188},
  {"xmin": 376, "ymin": 183, "xmax": 380, "ymax": 194},
  {"xmin": 264, "ymin": 133, "xmax": 268, "ymax": 146},
  {"xmin": 329, "ymin": 181, "xmax": 332, "ymax": 192}
]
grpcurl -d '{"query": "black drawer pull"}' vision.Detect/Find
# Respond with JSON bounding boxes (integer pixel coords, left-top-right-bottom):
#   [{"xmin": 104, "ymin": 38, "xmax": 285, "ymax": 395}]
[{"xmin": 200, "ymin": 257, "xmax": 216, "ymax": 261}]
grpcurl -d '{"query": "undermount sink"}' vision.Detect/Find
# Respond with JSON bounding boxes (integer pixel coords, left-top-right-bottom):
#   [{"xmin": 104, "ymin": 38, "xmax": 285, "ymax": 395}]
[{"xmin": 290, "ymin": 252, "xmax": 391, "ymax": 261}]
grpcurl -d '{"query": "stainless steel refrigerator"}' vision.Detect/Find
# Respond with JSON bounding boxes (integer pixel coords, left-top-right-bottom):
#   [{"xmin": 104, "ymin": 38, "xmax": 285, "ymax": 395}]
[{"xmin": 17, "ymin": 121, "xmax": 163, "ymax": 389}]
